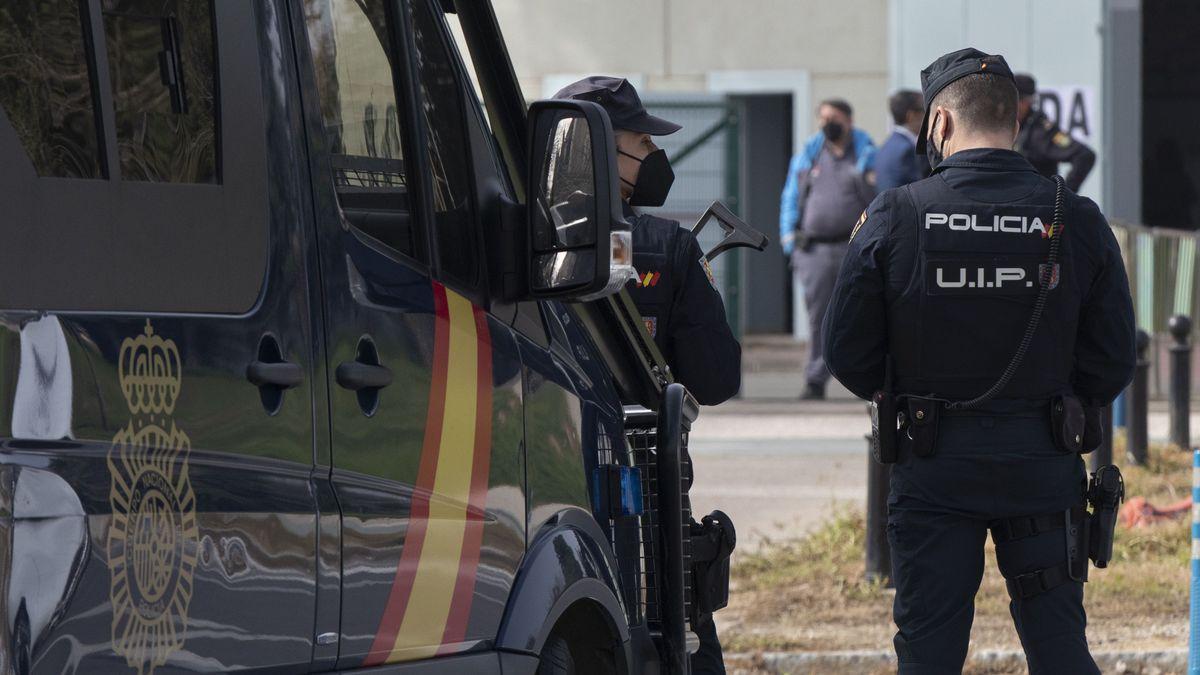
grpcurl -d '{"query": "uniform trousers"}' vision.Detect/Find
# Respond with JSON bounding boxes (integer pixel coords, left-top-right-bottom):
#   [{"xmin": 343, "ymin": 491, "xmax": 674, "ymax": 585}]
[
  {"xmin": 792, "ymin": 242, "xmax": 847, "ymax": 387},
  {"xmin": 887, "ymin": 412, "xmax": 1099, "ymax": 675}
]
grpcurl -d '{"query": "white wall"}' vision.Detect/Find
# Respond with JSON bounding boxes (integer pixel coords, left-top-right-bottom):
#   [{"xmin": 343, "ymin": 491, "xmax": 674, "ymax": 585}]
[
  {"xmin": 889, "ymin": 0, "xmax": 1106, "ymax": 207},
  {"xmin": 492, "ymin": 0, "xmax": 893, "ymax": 145}
]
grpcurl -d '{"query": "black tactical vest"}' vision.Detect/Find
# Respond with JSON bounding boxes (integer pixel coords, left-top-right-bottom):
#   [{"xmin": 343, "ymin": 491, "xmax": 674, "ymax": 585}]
[{"xmin": 886, "ymin": 166, "xmax": 1090, "ymax": 402}]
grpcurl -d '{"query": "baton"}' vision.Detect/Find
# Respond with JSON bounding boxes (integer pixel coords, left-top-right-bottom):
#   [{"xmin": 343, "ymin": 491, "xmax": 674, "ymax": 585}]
[{"xmin": 690, "ymin": 200, "xmax": 769, "ymax": 262}]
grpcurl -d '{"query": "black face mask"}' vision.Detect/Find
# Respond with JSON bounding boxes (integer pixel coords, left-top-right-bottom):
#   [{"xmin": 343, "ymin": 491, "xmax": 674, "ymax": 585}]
[
  {"xmin": 925, "ymin": 115, "xmax": 948, "ymax": 170},
  {"xmin": 822, "ymin": 121, "xmax": 846, "ymax": 143},
  {"xmin": 620, "ymin": 148, "xmax": 675, "ymax": 207}
]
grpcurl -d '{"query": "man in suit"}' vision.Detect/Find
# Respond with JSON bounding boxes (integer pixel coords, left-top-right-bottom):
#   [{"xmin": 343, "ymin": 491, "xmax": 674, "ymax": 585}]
[{"xmin": 875, "ymin": 90, "xmax": 929, "ymax": 192}]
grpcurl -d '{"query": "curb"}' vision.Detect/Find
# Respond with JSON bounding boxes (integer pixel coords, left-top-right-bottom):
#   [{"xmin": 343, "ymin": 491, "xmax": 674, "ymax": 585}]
[{"xmin": 728, "ymin": 649, "xmax": 1188, "ymax": 674}]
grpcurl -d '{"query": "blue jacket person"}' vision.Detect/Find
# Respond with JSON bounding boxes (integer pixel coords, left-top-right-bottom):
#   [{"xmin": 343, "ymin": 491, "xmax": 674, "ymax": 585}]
[
  {"xmin": 557, "ymin": 76, "xmax": 741, "ymax": 674},
  {"xmin": 822, "ymin": 49, "xmax": 1135, "ymax": 674}
]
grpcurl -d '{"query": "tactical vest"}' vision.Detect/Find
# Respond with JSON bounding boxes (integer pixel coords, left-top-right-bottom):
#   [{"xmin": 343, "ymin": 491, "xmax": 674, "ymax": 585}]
[{"xmin": 888, "ymin": 173, "xmax": 1086, "ymax": 402}]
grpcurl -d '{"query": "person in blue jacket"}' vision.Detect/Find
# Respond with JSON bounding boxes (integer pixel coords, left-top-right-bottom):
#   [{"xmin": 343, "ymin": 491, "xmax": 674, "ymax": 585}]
[
  {"xmin": 779, "ymin": 99, "xmax": 876, "ymax": 399},
  {"xmin": 822, "ymin": 48, "xmax": 1135, "ymax": 674}
]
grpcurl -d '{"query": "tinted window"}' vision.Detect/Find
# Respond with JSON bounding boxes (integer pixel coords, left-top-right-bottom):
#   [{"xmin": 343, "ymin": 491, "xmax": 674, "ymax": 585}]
[
  {"xmin": 410, "ymin": 0, "xmax": 478, "ymax": 286},
  {"xmin": 305, "ymin": 0, "xmax": 422, "ymax": 262},
  {"xmin": 102, "ymin": 0, "xmax": 218, "ymax": 183},
  {"xmin": 0, "ymin": 0, "xmax": 103, "ymax": 178}
]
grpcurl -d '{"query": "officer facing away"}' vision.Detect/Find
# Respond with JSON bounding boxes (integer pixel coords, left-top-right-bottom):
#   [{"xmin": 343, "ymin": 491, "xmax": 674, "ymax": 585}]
[
  {"xmin": 556, "ymin": 76, "xmax": 741, "ymax": 407},
  {"xmin": 822, "ymin": 49, "xmax": 1135, "ymax": 674},
  {"xmin": 557, "ymin": 76, "xmax": 740, "ymax": 674},
  {"xmin": 1014, "ymin": 73, "xmax": 1096, "ymax": 192}
]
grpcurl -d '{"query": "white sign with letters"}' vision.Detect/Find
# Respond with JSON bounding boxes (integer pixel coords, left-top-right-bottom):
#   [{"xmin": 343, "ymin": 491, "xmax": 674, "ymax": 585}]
[{"xmin": 1036, "ymin": 86, "xmax": 1097, "ymax": 145}]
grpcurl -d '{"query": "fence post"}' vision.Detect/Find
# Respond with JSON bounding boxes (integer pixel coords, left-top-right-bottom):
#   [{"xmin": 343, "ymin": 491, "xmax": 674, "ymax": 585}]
[
  {"xmin": 1189, "ymin": 449, "xmax": 1200, "ymax": 674},
  {"xmin": 1127, "ymin": 330, "xmax": 1151, "ymax": 466},
  {"xmin": 865, "ymin": 431, "xmax": 892, "ymax": 586},
  {"xmin": 1170, "ymin": 315, "xmax": 1192, "ymax": 450}
]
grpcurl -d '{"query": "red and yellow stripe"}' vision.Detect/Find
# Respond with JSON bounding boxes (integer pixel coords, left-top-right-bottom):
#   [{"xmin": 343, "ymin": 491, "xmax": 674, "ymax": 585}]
[{"xmin": 365, "ymin": 283, "xmax": 493, "ymax": 664}]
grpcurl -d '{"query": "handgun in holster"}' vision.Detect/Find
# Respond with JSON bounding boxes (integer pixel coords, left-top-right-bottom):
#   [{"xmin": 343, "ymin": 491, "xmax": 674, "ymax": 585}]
[
  {"xmin": 1086, "ymin": 465, "xmax": 1124, "ymax": 569},
  {"xmin": 689, "ymin": 509, "xmax": 736, "ymax": 626}
]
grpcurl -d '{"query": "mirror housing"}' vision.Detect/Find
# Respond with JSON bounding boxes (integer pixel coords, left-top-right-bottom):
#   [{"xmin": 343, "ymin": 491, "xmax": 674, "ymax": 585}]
[{"xmin": 525, "ymin": 100, "xmax": 634, "ymax": 300}]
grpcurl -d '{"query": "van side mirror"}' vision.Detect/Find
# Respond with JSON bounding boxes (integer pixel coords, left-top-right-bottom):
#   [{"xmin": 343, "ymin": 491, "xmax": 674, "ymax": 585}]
[{"xmin": 526, "ymin": 100, "xmax": 634, "ymax": 300}]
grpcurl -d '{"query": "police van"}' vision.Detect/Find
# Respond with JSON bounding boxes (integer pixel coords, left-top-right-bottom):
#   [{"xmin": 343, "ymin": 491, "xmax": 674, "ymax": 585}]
[{"xmin": 0, "ymin": 1, "xmax": 705, "ymax": 673}]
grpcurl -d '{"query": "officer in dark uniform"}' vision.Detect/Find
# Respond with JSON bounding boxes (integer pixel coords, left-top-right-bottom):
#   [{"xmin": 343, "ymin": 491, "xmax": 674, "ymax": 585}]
[
  {"xmin": 1014, "ymin": 73, "xmax": 1096, "ymax": 192},
  {"xmin": 556, "ymin": 76, "xmax": 741, "ymax": 407},
  {"xmin": 557, "ymin": 76, "xmax": 741, "ymax": 674},
  {"xmin": 822, "ymin": 49, "xmax": 1135, "ymax": 674}
]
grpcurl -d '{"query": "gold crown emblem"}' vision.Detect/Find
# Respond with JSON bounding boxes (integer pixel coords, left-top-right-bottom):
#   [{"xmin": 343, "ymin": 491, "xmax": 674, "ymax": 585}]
[{"xmin": 119, "ymin": 320, "xmax": 182, "ymax": 415}]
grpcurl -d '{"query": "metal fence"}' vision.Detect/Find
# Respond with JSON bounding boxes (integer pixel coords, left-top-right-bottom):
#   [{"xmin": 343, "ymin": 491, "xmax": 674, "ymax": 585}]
[
  {"xmin": 1113, "ymin": 221, "xmax": 1200, "ymax": 396},
  {"xmin": 642, "ymin": 96, "xmax": 742, "ymax": 337}
]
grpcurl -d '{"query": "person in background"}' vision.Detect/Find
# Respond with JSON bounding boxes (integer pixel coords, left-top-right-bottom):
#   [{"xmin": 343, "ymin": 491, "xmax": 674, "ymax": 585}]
[
  {"xmin": 1014, "ymin": 73, "xmax": 1096, "ymax": 192},
  {"xmin": 875, "ymin": 90, "xmax": 929, "ymax": 192},
  {"xmin": 779, "ymin": 99, "xmax": 876, "ymax": 400}
]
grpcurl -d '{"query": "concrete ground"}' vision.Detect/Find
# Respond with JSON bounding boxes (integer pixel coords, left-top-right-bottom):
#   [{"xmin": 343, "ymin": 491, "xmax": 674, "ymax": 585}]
[{"xmin": 687, "ymin": 333, "xmax": 1200, "ymax": 548}]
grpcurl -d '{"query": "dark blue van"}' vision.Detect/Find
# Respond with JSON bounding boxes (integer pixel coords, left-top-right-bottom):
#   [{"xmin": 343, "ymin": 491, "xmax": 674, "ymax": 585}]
[{"xmin": 0, "ymin": 1, "xmax": 698, "ymax": 673}]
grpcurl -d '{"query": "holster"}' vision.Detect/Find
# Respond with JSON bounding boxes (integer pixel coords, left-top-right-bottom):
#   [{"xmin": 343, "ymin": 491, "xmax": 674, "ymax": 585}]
[
  {"xmin": 1087, "ymin": 465, "xmax": 1124, "ymax": 568},
  {"xmin": 689, "ymin": 510, "xmax": 736, "ymax": 624},
  {"xmin": 869, "ymin": 390, "xmax": 899, "ymax": 464},
  {"xmin": 905, "ymin": 397, "xmax": 941, "ymax": 458}
]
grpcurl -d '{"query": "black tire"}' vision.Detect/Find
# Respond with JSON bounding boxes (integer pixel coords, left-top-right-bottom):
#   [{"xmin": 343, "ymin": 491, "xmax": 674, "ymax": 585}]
[{"xmin": 536, "ymin": 633, "xmax": 575, "ymax": 675}]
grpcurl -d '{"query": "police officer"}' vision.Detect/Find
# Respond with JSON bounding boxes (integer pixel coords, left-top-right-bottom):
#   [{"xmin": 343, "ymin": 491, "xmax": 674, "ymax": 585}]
[
  {"xmin": 556, "ymin": 76, "xmax": 741, "ymax": 407},
  {"xmin": 1014, "ymin": 73, "xmax": 1096, "ymax": 192},
  {"xmin": 822, "ymin": 49, "xmax": 1135, "ymax": 674},
  {"xmin": 557, "ymin": 76, "xmax": 740, "ymax": 674}
]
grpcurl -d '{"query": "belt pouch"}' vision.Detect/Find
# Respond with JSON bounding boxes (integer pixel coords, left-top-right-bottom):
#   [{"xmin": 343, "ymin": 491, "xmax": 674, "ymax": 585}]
[
  {"xmin": 689, "ymin": 511, "xmax": 736, "ymax": 624},
  {"xmin": 1051, "ymin": 395, "xmax": 1086, "ymax": 454},
  {"xmin": 870, "ymin": 390, "xmax": 899, "ymax": 464},
  {"xmin": 906, "ymin": 397, "xmax": 941, "ymax": 458}
]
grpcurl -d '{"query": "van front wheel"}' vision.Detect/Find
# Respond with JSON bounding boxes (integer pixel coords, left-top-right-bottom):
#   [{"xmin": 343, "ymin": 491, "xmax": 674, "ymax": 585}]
[{"xmin": 536, "ymin": 633, "xmax": 575, "ymax": 675}]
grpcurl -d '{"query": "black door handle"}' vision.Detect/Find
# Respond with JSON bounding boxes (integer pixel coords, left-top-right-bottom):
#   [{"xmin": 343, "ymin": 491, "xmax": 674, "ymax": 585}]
[
  {"xmin": 246, "ymin": 361, "xmax": 304, "ymax": 389},
  {"xmin": 335, "ymin": 362, "xmax": 393, "ymax": 391}
]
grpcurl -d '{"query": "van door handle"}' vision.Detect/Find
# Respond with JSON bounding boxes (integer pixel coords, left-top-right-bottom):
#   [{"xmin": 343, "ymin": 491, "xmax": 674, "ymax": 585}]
[
  {"xmin": 246, "ymin": 360, "xmax": 304, "ymax": 389},
  {"xmin": 335, "ymin": 362, "xmax": 393, "ymax": 391}
]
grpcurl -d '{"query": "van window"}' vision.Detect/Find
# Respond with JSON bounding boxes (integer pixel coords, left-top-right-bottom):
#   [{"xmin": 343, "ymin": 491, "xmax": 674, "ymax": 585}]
[
  {"xmin": 409, "ymin": 0, "xmax": 478, "ymax": 287},
  {"xmin": 0, "ymin": 0, "xmax": 103, "ymax": 178},
  {"xmin": 304, "ymin": 0, "xmax": 423, "ymax": 263},
  {"xmin": 101, "ymin": 0, "xmax": 218, "ymax": 183}
]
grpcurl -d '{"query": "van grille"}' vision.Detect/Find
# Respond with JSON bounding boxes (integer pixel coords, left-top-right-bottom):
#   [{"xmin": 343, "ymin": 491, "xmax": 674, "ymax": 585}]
[{"xmin": 622, "ymin": 409, "xmax": 691, "ymax": 633}]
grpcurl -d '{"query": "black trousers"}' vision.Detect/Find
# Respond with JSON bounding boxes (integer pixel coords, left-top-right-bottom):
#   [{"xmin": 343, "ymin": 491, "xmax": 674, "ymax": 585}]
[
  {"xmin": 887, "ymin": 413, "xmax": 1100, "ymax": 675},
  {"xmin": 690, "ymin": 612, "xmax": 724, "ymax": 674}
]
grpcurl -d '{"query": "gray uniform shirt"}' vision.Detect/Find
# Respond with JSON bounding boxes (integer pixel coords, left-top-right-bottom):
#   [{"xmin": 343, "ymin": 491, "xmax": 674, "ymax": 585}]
[{"xmin": 800, "ymin": 145, "xmax": 875, "ymax": 239}]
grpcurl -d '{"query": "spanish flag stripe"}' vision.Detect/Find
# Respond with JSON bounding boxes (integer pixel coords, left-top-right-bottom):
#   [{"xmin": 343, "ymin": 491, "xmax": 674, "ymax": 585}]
[
  {"xmin": 363, "ymin": 285, "xmax": 451, "ymax": 665},
  {"xmin": 438, "ymin": 306, "xmax": 493, "ymax": 650},
  {"xmin": 365, "ymin": 284, "xmax": 495, "ymax": 664}
]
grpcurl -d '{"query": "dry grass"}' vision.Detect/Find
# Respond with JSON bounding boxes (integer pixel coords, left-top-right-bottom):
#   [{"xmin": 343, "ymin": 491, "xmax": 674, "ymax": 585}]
[{"xmin": 721, "ymin": 442, "xmax": 1192, "ymax": 660}]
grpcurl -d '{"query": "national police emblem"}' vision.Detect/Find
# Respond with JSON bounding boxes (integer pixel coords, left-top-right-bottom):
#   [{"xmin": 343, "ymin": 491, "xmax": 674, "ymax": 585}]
[
  {"xmin": 1039, "ymin": 263, "xmax": 1061, "ymax": 290},
  {"xmin": 107, "ymin": 320, "xmax": 197, "ymax": 674},
  {"xmin": 699, "ymin": 256, "xmax": 717, "ymax": 289}
]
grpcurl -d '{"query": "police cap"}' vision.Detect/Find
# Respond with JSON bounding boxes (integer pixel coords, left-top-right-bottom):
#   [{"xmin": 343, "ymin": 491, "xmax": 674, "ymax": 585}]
[
  {"xmin": 915, "ymin": 48, "xmax": 1014, "ymax": 152},
  {"xmin": 1014, "ymin": 73, "xmax": 1037, "ymax": 98},
  {"xmin": 554, "ymin": 76, "xmax": 681, "ymax": 136}
]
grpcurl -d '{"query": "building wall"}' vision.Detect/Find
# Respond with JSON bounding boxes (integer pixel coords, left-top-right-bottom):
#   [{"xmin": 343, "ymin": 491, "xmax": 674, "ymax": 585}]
[
  {"xmin": 889, "ymin": 0, "xmax": 1107, "ymax": 207},
  {"xmin": 492, "ymin": 0, "xmax": 893, "ymax": 145}
]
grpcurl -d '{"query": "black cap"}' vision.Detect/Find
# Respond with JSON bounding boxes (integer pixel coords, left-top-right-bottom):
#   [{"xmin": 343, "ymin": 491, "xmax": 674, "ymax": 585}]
[
  {"xmin": 916, "ymin": 48, "xmax": 1015, "ymax": 152},
  {"xmin": 1014, "ymin": 73, "xmax": 1037, "ymax": 97},
  {"xmin": 554, "ymin": 76, "xmax": 681, "ymax": 136}
]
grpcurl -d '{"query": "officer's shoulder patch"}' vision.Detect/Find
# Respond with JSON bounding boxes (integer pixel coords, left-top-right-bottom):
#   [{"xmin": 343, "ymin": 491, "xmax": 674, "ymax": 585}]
[
  {"xmin": 699, "ymin": 256, "xmax": 717, "ymax": 289},
  {"xmin": 643, "ymin": 316, "xmax": 658, "ymax": 338},
  {"xmin": 849, "ymin": 210, "xmax": 868, "ymax": 242},
  {"xmin": 1053, "ymin": 131, "xmax": 1072, "ymax": 148}
]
